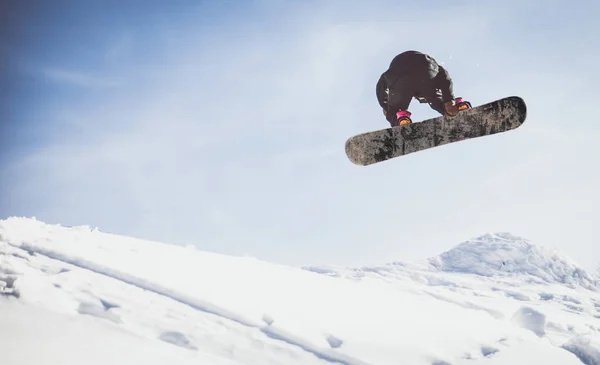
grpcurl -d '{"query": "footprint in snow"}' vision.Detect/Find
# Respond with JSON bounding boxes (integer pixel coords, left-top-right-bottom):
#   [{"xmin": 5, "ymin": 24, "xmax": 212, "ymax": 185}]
[
  {"xmin": 481, "ymin": 346, "xmax": 499, "ymax": 357},
  {"xmin": 159, "ymin": 331, "xmax": 197, "ymax": 350},
  {"xmin": 78, "ymin": 301, "xmax": 121, "ymax": 324},
  {"xmin": 99, "ymin": 298, "xmax": 120, "ymax": 310},
  {"xmin": 561, "ymin": 295, "xmax": 582, "ymax": 305},
  {"xmin": 504, "ymin": 291, "xmax": 530, "ymax": 301},
  {"xmin": 325, "ymin": 334, "xmax": 343, "ymax": 348},
  {"xmin": 262, "ymin": 313, "xmax": 274, "ymax": 326},
  {"xmin": 41, "ymin": 267, "xmax": 70, "ymax": 275},
  {"xmin": 563, "ymin": 304, "xmax": 584, "ymax": 313},
  {"xmin": 462, "ymin": 346, "xmax": 499, "ymax": 360},
  {"xmin": 10, "ymin": 252, "xmax": 29, "ymax": 260},
  {"xmin": 0, "ymin": 275, "xmax": 20, "ymax": 298}
]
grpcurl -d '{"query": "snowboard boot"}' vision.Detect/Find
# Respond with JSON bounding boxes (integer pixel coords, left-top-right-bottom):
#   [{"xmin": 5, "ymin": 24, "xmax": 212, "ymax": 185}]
[
  {"xmin": 455, "ymin": 97, "xmax": 472, "ymax": 112},
  {"xmin": 395, "ymin": 110, "xmax": 412, "ymax": 126}
]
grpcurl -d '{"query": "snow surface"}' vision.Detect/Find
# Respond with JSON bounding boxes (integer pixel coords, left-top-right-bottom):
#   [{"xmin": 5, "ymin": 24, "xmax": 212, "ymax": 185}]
[{"xmin": 1, "ymin": 218, "xmax": 599, "ymax": 365}]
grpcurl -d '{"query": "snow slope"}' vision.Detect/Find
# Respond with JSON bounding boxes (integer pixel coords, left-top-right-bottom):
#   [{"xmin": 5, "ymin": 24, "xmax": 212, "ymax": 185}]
[{"xmin": 1, "ymin": 217, "xmax": 599, "ymax": 365}]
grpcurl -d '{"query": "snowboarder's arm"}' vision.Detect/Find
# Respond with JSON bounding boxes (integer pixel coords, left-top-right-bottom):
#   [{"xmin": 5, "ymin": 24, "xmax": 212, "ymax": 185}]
[
  {"xmin": 376, "ymin": 73, "xmax": 388, "ymax": 109},
  {"xmin": 435, "ymin": 65, "xmax": 455, "ymax": 102}
]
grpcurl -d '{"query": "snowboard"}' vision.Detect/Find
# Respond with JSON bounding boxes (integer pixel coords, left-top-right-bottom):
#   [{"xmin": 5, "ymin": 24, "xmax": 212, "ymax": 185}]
[{"xmin": 345, "ymin": 96, "xmax": 527, "ymax": 166}]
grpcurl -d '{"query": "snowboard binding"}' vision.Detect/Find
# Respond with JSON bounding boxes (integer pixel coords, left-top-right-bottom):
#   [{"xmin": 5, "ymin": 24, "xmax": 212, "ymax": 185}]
[
  {"xmin": 455, "ymin": 97, "xmax": 472, "ymax": 111},
  {"xmin": 395, "ymin": 110, "xmax": 412, "ymax": 126}
]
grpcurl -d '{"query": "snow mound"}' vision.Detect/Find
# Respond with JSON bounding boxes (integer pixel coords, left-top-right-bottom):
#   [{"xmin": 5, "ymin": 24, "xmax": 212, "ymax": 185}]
[
  {"xmin": 430, "ymin": 233, "xmax": 598, "ymax": 290},
  {"xmin": 510, "ymin": 306, "xmax": 546, "ymax": 337}
]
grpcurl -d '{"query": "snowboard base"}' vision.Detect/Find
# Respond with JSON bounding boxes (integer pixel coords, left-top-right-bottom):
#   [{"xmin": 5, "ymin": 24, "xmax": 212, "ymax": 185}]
[{"xmin": 345, "ymin": 96, "xmax": 527, "ymax": 166}]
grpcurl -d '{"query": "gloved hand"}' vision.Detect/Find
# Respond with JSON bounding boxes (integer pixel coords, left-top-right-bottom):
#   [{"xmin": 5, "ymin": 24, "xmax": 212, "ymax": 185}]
[{"xmin": 444, "ymin": 100, "xmax": 459, "ymax": 116}]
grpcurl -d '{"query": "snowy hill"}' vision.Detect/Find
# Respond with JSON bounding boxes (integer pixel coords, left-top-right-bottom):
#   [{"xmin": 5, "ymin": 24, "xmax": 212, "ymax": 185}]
[
  {"xmin": 1, "ymin": 217, "xmax": 599, "ymax": 365},
  {"xmin": 431, "ymin": 233, "xmax": 598, "ymax": 290}
]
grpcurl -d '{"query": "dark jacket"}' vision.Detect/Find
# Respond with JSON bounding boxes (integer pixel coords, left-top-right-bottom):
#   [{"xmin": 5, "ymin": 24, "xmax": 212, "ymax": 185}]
[{"xmin": 376, "ymin": 51, "xmax": 454, "ymax": 120}]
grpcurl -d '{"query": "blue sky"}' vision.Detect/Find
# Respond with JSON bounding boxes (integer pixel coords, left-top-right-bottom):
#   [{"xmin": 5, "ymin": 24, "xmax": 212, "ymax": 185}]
[{"xmin": 2, "ymin": 0, "xmax": 600, "ymax": 271}]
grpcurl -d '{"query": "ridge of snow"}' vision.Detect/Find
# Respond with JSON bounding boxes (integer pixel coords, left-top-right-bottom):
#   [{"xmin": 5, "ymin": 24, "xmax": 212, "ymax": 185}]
[
  {"xmin": 304, "ymin": 232, "xmax": 597, "ymax": 291},
  {"xmin": 428, "ymin": 232, "xmax": 598, "ymax": 290}
]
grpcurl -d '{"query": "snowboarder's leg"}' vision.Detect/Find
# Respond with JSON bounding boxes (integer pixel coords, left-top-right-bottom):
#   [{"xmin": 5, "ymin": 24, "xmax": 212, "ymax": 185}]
[
  {"xmin": 426, "ymin": 95, "xmax": 472, "ymax": 116},
  {"xmin": 386, "ymin": 87, "xmax": 414, "ymax": 127},
  {"xmin": 427, "ymin": 97, "xmax": 447, "ymax": 116}
]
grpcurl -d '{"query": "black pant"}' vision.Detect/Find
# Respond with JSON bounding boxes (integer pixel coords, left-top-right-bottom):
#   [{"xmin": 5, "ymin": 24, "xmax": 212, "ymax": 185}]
[
  {"xmin": 386, "ymin": 74, "xmax": 446, "ymax": 126},
  {"xmin": 387, "ymin": 93, "xmax": 447, "ymax": 127},
  {"xmin": 422, "ymin": 94, "xmax": 446, "ymax": 115}
]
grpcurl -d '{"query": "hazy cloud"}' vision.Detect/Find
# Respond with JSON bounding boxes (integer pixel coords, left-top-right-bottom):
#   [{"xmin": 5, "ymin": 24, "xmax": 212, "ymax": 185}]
[{"xmin": 42, "ymin": 68, "xmax": 121, "ymax": 88}]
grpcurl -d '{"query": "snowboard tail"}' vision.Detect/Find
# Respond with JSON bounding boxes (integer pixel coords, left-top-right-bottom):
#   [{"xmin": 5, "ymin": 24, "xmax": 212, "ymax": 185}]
[{"xmin": 345, "ymin": 96, "xmax": 527, "ymax": 166}]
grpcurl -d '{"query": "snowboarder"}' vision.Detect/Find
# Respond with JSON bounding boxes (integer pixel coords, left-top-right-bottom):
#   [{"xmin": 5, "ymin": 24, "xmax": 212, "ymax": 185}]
[{"xmin": 376, "ymin": 50, "xmax": 471, "ymax": 127}]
